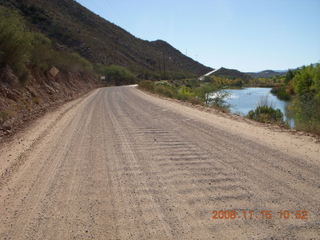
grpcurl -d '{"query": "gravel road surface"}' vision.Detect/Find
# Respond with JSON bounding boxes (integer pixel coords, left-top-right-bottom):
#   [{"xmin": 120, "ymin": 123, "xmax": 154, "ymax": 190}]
[{"xmin": 0, "ymin": 86, "xmax": 319, "ymax": 240}]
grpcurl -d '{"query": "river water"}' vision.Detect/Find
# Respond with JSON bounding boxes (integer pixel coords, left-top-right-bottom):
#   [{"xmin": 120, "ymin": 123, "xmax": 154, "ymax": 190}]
[{"xmin": 220, "ymin": 87, "xmax": 294, "ymax": 127}]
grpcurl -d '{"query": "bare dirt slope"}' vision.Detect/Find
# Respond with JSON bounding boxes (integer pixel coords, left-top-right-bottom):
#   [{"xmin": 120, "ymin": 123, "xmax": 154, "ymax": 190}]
[{"xmin": 0, "ymin": 86, "xmax": 319, "ymax": 240}]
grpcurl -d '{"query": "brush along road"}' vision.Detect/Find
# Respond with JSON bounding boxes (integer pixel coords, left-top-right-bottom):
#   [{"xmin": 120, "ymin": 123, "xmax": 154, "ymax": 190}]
[{"xmin": 0, "ymin": 86, "xmax": 319, "ymax": 239}]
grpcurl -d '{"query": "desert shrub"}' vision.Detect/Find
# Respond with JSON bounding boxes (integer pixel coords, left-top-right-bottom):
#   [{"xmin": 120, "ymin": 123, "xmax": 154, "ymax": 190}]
[
  {"xmin": 247, "ymin": 106, "xmax": 284, "ymax": 123},
  {"xmin": 0, "ymin": 7, "xmax": 32, "ymax": 83},
  {"xmin": 0, "ymin": 6, "xmax": 94, "ymax": 82},
  {"xmin": 97, "ymin": 64, "xmax": 137, "ymax": 85},
  {"xmin": 192, "ymin": 84, "xmax": 229, "ymax": 110},
  {"xmin": 154, "ymin": 85, "xmax": 176, "ymax": 98},
  {"xmin": 30, "ymin": 32, "xmax": 53, "ymax": 70},
  {"xmin": 247, "ymin": 97, "xmax": 284, "ymax": 124},
  {"xmin": 30, "ymin": 31, "xmax": 93, "ymax": 73},
  {"xmin": 155, "ymin": 81, "xmax": 172, "ymax": 87},
  {"xmin": 31, "ymin": 31, "xmax": 93, "ymax": 73},
  {"xmin": 139, "ymin": 80, "xmax": 176, "ymax": 98},
  {"xmin": 209, "ymin": 90, "xmax": 230, "ymax": 110},
  {"xmin": 139, "ymin": 80, "xmax": 230, "ymax": 110},
  {"xmin": 138, "ymin": 80, "xmax": 155, "ymax": 92},
  {"xmin": 185, "ymin": 78, "xmax": 200, "ymax": 88},
  {"xmin": 194, "ymin": 84, "xmax": 218, "ymax": 105},
  {"xmin": 51, "ymin": 51, "xmax": 93, "ymax": 73},
  {"xmin": 176, "ymin": 86, "xmax": 195, "ymax": 101}
]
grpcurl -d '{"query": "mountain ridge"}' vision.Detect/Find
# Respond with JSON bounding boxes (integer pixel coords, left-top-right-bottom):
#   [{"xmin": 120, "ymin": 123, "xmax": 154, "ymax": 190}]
[
  {"xmin": 0, "ymin": 0, "xmax": 212, "ymax": 77},
  {"xmin": 246, "ymin": 70, "xmax": 286, "ymax": 78},
  {"xmin": 209, "ymin": 67, "xmax": 252, "ymax": 81}
]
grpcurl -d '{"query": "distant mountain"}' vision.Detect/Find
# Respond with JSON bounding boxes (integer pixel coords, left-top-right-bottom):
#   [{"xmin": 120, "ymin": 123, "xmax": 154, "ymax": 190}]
[
  {"xmin": 210, "ymin": 67, "xmax": 252, "ymax": 81},
  {"xmin": 205, "ymin": 64, "xmax": 318, "ymax": 81},
  {"xmin": 273, "ymin": 70, "xmax": 289, "ymax": 73},
  {"xmin": 0, "ymin": 0, "xmax": 212, "ymax": 76},
  {"xmin": 247, "ymin": 65, "xmax": 320, "ymax": 78},
  {"xmin": 246, "ymin": 70, "xmax": 286, "ymax": 78}
]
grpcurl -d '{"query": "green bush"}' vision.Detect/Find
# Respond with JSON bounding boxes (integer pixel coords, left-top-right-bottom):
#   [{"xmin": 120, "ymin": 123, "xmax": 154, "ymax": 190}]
[
  {"xmin": 185, "ymin": 78, "xmax": 200, "ymax": 88},
  {"xmin": 176, "ymin": 85, "xmax": 195, "ymax": 101},
  {"xmin": 30, "ymin": 32, "xmax": 52, "ymax": 70},
  {"xmin": 287, "ymin": 93, "xmax": 320, "ymax": 134},
  {"xmin": 96, "ymin": 64, "xmax": 137, "ymax": 85},
  {"xmin": 154, "ymin": 85, "xmax": 176, "ymax": 98},
  {"xmin": 270, "ymin": 64, "xmax": 320, "ymax": 133},
  {"xmin": 0, "ymin": 7, "xmax": 32, "ymax": 83},
  {"xmin": 51, "ymin": 51, "xmax": 93, "ymax": 73},
  {"xmin": 271, "ymin": 85, "xmax": 291, "ymax": 100},
  {"xmin": 247, "ymin": 105, "xmax": 284, "ymax": 124},
  {"xmin": 209, "ymin": 90, "xmax": 230, "ymax": 110},
  {"xmin": 0, "ymin": 6, "xmax": 94, "ymax": 83},
  {"xmin": 155, "ymin": 81, "xmax": 172, "ymax": 87},
  {"xmin": 139, "ymin": 80, "xmax": 230, "ymax": 110},
  {"xmin": 194, "ymin": 84, "xmax": 218, "ymax": 105},
  {"xmin": 138, "ymin": 80, "xmax": 155, "ymax": 92}
]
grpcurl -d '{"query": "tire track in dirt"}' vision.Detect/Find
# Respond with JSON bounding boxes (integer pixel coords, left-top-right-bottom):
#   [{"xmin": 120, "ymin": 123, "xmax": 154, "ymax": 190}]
[{"xmin": 0, "ymin": 86, "xmax": 319, "ymax": 239}]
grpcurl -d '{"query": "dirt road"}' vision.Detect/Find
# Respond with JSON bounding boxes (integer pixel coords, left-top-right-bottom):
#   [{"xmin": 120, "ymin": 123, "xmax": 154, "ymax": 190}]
[{"xmin": 0, "ymin": 86, "xmax": 319, "ymax": 240}]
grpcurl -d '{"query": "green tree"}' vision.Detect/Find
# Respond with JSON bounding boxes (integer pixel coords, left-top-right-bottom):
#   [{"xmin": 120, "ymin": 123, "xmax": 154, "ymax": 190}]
[
  {"xmin": 293, "ymin": 65, "xmax": 313, "ymax": 95},
  {"xmin": 311, "ymin": 64, "xmax": 320, "ymax": 99},
  {"xmin": 195, "ymin": 84, "xmax": 217, "ymax": 105},
  {"xmin": 285, "ymin": 70, "xmax": 294, "ymax": 84}
]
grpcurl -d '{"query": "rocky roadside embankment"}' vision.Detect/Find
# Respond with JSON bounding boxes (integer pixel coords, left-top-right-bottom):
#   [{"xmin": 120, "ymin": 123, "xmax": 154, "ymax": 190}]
[{"xmin": 0, "ymin": 65, "xmax": 100, "ymax": 139}]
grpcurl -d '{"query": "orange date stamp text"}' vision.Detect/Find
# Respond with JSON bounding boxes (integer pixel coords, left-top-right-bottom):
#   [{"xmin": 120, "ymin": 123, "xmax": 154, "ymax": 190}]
[{"xmin": 211, "ymin": 210, "xmax": 308, "ymax": 220}]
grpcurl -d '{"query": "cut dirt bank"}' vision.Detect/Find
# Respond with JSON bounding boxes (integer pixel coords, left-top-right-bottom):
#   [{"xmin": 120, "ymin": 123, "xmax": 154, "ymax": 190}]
[{"xmin": 0, "ymin": 66, "xmax": 100, "ymax": 139}]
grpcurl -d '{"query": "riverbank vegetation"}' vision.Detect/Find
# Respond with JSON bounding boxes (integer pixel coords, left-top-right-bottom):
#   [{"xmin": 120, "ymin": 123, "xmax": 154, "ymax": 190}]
[
  {"xmin": 247, "ymin": 97, "xmax": 285, "ymax": 125},
  {"xmin": 140, "ymin": 64, "xmax": 320, "ymax": 135},
  {"xmin": 206, "ymin": 64, "xmax": 320, "ymax": 134},
  {"xmin": 247, "ymin": 105, "xmax": 284, "ymax": 124},
  {"xmin": 270, "ymin": 64, "xmax": 320, "ymax": 134},
  {"xmin": 138, "ymin": 79, "xmax": 230, "ymax": 111}
]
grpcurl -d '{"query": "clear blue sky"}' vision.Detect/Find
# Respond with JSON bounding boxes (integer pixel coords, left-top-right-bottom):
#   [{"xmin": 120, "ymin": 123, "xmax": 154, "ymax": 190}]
[{"xmin": 76, "ymin": 0, "xmax": 320, "ymax": 72}]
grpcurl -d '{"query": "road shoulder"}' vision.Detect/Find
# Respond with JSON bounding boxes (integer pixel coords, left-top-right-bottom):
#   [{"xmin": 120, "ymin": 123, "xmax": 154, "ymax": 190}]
[{"xmin": 135, "ymin": 87, "xmax": 320, "ymax": 165}]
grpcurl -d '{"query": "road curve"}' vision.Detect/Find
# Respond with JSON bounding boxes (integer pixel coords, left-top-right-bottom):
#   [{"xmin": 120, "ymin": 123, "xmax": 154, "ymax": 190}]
[{"xmin": 0, "ymin": 86, "xmax": 319, "ymax": 240}]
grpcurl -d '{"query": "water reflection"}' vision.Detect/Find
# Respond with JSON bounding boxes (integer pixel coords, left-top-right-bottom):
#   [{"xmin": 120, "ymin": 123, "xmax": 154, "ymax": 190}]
[{"xmin": 217, "ymin": 88, "xmax": 294, "ymax": 127}]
